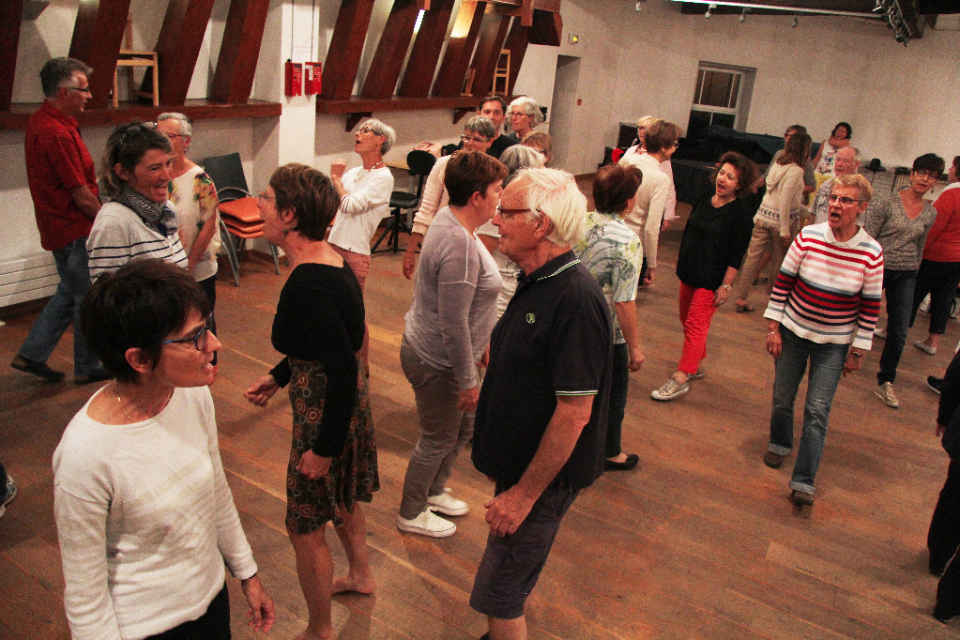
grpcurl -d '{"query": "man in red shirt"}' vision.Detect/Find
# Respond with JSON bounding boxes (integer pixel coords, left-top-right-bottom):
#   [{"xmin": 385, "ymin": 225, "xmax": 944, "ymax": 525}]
[{"xmin": 11, "ymin": 57, "xmax": 107, "ymax": 384}]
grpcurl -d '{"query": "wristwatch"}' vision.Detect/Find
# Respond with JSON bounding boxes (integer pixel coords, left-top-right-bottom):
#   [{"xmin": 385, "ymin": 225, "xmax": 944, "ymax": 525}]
[{"xmin": 722, "ymin": 284, "xmax": 732, "ymax": 291}]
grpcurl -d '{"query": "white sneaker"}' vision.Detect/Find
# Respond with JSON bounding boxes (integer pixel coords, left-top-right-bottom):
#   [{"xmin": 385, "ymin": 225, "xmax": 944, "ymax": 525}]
[
  {"xmin": 427, "ymin": 488, "xmax": 469, "ymax": 516},
  {"xmin": 397, "ymin": 510, "xmax": 456, "ymax": 537},
  {"xmin": 651, "ymin": 377, "xmax": 689, "ymax": 401},
  {"xmin": 914, "ymin": 340, "xmax": 937, "ymax": 355},
  {"xmin": 687, "ymin": 367, "xmax": 706, "ymax": 381},
  {"xmin": 876, "ymin": 382, "xmax": 900, "ymax": 409},
  {"xmin": 0, "ymin": 474, "xmax": 16, "ymax": 519}
]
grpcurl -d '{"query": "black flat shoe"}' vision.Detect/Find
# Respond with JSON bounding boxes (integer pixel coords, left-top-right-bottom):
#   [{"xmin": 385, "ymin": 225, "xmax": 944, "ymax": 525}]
[
  {"xmin": 605, "ymin": 453, "xmax": 640, "ymax": 471},
  {"xmin": 11, "ymin": 356, "xmax": 64, "ymax": 382}
]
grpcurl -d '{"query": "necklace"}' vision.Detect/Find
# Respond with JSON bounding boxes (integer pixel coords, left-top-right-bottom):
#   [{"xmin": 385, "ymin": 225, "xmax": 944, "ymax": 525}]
[{"xmin": 114, "ymin": 382, "xmax": 173, "ymax": 422}]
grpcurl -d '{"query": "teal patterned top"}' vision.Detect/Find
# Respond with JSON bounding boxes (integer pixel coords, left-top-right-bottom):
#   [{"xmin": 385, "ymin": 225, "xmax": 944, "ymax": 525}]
[{"xmin": 574, "ymin": 211, "xmax": 643, "ymax": 344}]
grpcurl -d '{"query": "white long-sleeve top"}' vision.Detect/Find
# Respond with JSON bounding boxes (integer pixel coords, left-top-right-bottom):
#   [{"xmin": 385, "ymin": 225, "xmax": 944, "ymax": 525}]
[
  {"xmin": 53, "ymin": 386, "xmax": 258, "ymax": 640},
  {"xmin": 619, "ymin": 151, "xmax": 671, "ymax": 269},
  {"xmin": 328, "ymin": 165, "xmax": 394, "ymax": 255},
  {"xmin": 411, "ymin": 155, "xmax": 451, "ymax": 236},
  {"xmin": 622, "ymin": 145, "xmax": 677, "ymax": 221}
]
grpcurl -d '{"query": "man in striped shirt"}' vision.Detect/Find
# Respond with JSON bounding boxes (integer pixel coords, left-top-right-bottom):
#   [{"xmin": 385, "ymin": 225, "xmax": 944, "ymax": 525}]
[{"xmin": 761, "ymin": 174, "xmax": 884, "ymax": 508}]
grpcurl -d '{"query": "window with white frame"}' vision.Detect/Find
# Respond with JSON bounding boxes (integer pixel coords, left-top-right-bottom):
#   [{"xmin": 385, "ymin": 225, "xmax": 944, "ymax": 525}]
[{"xmin": 689, "ymin": 64, "xmax": 751, "ymax": 138}]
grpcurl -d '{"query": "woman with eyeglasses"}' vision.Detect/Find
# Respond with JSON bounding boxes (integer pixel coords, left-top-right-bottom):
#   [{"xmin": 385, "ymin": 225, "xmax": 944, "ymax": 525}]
[
  {"xmin": 328, "ymin": 118, "xmax": 396, "ymax": 375},
  {"xmin": 54, "ymin": 259, "xmax": 275, "ymax": 640},
  {"xmin": 506, "ymin": 96, "xmax": 543, "ymax": 143},
  {"xmin": 245, "ymin": 163, "xmax": 379, "ymax": 640},
  {"xmin": 398, "ymin": 151, "xmax": 506, "ymax": 537},
  {"xmin": 910, "ymin": 155, "xmax": 960, "ymax": 358},
  {"xmin": 87, "ymin": 121, "xmax": 187, "ymax": 280},
  {"xmin": 403, "ymin": 116, "xmax": 496, "ymax": 279},
  {"xmin": 761, "ymin": 174, "xmax": 883, "ymax": 508},
  {"xmin": 156, "ymin": 113, "xmax": 221, "ymax": 336},
  {"xmin": 866, "ymin": 153, "xmax": 945, "ymax": 409}
]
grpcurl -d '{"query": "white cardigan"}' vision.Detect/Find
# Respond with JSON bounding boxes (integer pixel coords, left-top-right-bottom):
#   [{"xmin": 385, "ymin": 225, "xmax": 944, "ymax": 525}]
[{"xmin": 53, "ymin": 386, "xmax": 257, "ymax": 640}]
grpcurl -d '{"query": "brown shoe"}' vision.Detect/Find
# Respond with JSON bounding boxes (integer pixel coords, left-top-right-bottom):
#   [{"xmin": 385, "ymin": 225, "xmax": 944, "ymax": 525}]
[
  {"xmin": 763, "ymin": 451, "xmax": 785, "ymax": 469},
  {"xmin": 791, "ymin": 490, "xmax": 814, "ymax": 507}
]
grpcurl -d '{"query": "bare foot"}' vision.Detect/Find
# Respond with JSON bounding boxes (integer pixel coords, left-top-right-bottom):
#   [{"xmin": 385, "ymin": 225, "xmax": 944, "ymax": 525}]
[
  {"xmin": 606, "ymin": 453, "xmax": 628, "ymax": 464},
  {"xmin": 332, "ymin": 574, "xmax": 376, "ymax": 595}
]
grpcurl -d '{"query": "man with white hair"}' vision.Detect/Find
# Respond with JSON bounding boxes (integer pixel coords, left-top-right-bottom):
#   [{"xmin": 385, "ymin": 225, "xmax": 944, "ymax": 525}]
[
  {"xmin": 469, "ymin": 168, "xmax": 612, "ymax": 640},
  {"xmin": 812, "ymin": 145, "xmax": 862, "ymax": 224}
]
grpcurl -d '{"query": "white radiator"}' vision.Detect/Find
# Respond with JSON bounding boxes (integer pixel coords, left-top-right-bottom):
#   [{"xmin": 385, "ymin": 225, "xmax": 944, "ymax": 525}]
[{"xmin": 0, "ymin": 253, "xmax": 58, "ymax": 308}]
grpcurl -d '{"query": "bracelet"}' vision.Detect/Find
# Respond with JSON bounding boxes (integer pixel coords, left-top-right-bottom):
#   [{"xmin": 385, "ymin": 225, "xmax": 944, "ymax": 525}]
[
  {"xmin": 767, "ymin": 330, "xmax": 779, "ymax": 336},
  {"xmin": 850, "ymin": 352, "xmax": 862, "ymax": 358}
]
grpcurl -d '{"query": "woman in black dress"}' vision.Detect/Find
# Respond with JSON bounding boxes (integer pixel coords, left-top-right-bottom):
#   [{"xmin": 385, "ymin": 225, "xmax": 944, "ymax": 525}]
[
  {"xmin": 245, "ymin": 163, "xmax": 379, "ymax": 640},
  {"xmin": 651, "ymin": 151, "xmax": 758, "ymax": 401}
]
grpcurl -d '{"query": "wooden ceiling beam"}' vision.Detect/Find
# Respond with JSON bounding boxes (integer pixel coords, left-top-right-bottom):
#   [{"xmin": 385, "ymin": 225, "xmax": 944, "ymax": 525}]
[
  {"xmin": 147, "ymin": 0, "xmax": 217, "ymax": 105},
  {"xmin": 432, "ymin": 1, "xmax": 486, "ymax": 97},
  {"xmin": 321, "ymin": 0, "xmax": 377, "ymax": 100},
  {"xmin": 398, "ymin": 0, "xmax": 456, "ymax": 98},
  {"xmin": 0, "ymin": 0, "xmax": 24, "ymax": 111},
  {"xmin": 210, "ymin": 0, "xmax": 270, "ymax": 104},
  {"xmin": 68, "ymin": 0, "xmax": 133, "ymax": 110},
  {"xmin": 361, "ymin": 0, "xmax": 421, "ymax": 99},
  {"xmin": 469, "ymin": 15, "xmax": 513, "ymax": 100},
  {"xmin": 529, "ymin": 9, "xmax": 562, "ymax": 46}
]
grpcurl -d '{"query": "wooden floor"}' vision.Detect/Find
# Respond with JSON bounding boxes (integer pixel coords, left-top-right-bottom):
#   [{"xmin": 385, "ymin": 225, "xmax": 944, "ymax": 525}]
[{"xmin": 1, "ymin": 202, "xmax": 958, "ymax": 640}]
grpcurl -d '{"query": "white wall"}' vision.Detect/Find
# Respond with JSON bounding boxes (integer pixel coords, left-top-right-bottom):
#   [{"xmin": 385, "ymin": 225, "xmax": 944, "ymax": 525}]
[{"xmin": 529, "ymin": 0, "xmax": 960, "ymax": 175}]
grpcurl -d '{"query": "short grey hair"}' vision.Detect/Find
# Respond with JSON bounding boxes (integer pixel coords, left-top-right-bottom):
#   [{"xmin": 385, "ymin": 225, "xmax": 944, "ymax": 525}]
[
  {"xmin": 499, "ymin": 145, "xmax": 544, "ymax": 175},
  {"xmin": 157, "ymin": 112, "xmax": 193, "ymax": 137},
  {"xmin": 838, "ymin": 145, "xmax": 862, "ymax": 165},
  {"xmin": 509, "ymin": 96, "xmax": 545, "ymax": 127},
  {"xmin": 513, "ymin": 168, "xmax": 586, "ymax": 247},
  {"xmin": 464, "ymin": 116, "xmax": 496, "ymax": 140},
  {"xmin": 40, "ymin": 57, "xmax": 93, "ymax": 98},
  {"xmin": 359, "ymin": 118, "xmax": 396, "ymax": 155}
]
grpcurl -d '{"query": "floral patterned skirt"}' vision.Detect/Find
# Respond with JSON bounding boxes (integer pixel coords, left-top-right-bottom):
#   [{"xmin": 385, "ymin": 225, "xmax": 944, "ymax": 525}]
[{"xmin": 286, "ymin": 356, "xmax": 379, "ymax": 534}]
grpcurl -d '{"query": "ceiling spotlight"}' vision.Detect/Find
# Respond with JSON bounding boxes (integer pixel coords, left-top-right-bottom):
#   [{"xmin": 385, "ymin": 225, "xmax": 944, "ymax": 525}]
[
  {"xmin": 705, "ymin": 4, "xmax": 715, "ymax": 18},
  {"xmin": 740, "ymin": 8, "xmax": 747, "ymax": 22},
  {"xmin": 792, "ymin": 16, "xmax": 799, "ymax": 27}
]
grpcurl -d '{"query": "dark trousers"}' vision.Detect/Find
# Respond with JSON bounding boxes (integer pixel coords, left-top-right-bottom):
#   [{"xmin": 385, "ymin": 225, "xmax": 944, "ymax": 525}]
[
  {"xmin": 198, "ymin": 275, "xmax": 218, "ymax": 366},
  {"xmin": 930, "ymin": 460, "xmax": 960, "ymax": 616},
  {"xmin": 145, "ymin": 583, "xmax": 231, "ymax": 640},
  {"xmin": 606, "ymin": 343, "xmax": 629, "ymax": 458},
  {"xmin": 911, "ymin": 260, "xmax": 960, "ymax": 335},
  {"xmin": 878, "ymin": 269, "xmax": 917, "ymax": 385}
]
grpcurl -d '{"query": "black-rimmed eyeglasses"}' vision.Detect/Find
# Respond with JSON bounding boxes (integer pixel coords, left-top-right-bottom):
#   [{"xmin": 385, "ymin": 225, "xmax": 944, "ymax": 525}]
[{"xmin": 162, "ymin": 324, "xmax": 213, "ymax": 351}]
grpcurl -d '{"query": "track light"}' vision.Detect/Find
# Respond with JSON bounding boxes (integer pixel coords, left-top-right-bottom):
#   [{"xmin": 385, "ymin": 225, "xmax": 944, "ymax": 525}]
[
  {"xmin": 740, "ymin": 8, "xmax": 747, "ymax": 22},
  {"xmin": 705, "ymin": 3, "xmax": 715, "ymax": 18},
  {"xmin": 792, "ymin": 15, "xmax": 799, "ymax": 27}
]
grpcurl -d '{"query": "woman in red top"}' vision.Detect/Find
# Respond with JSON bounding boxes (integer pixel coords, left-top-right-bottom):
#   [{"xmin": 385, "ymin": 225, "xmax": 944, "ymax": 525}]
[{"xmin": 912, "ymin": 155, "xmax": 960, "ymax": 355}]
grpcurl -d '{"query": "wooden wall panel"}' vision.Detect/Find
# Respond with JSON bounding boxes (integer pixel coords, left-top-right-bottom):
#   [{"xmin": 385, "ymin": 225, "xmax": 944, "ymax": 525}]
[
  {"xmin": 397, "ymin": 0, "xmax": 456, "ymax": 98},
  {"xmin": 146, "ymin": 0, "xmax": 218, "ymax": 105},
  {"xmin": 210, "ymin": 0, "xmax": 270, "ymax": 104},
  {"xmin": 503, "ymin": 17, "xmax": 529, "ymax": 98},
  {"xmin": 468, "ymin": 15, "xmax": 512, "ymax": 101},
  {"xmin": 68, "ymin": 0, "xmax": 133, "ymax": 110},
  {"xmin": 0, "ymin": 0, "xmax": 24, "ymax": 110},
  {"xmin": 431, "ymin": 1, "xmax": 486, "ymax": 98},
  {"xmin": 321, "ymin": 0, "xmax": 377, "ymax": 100},
  {"xmin": 360, "ymin": 0, "xmax": 420, "ymax": 100}
]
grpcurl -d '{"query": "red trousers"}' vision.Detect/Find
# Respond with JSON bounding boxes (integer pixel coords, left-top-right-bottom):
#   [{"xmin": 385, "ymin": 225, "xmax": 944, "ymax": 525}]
[{"xmin": 678, "ymin": 282, "xmax": 718, "ymax": 375}]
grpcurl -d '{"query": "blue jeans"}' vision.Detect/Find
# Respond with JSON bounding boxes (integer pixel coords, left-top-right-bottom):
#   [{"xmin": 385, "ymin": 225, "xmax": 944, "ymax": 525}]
[
  {"xmin": 768, "ymin": 327, "xmax": 847, "ymax": 495},
  {"xmin": 878, "ymin": 269, "xmax": 917, "ymax": 385},
  {"xmin": 605, "ymin": 343, "xmax": 629, "ymax": 458},
  {"xmin": 18, "ymin": 238, "xmax": 100, "ymax": 375}
]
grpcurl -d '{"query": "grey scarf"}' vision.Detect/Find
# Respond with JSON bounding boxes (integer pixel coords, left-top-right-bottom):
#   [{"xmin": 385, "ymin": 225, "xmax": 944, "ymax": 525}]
[{"xmin": 113, "ymin": 184, "xmax": 178, "ymax": 236}]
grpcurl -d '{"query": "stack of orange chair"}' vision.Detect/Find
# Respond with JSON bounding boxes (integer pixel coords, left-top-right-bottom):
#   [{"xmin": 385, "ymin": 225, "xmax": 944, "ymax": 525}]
[{"xmin": 218, "ymin": 195, "xmax": 265, "ymax": 239}]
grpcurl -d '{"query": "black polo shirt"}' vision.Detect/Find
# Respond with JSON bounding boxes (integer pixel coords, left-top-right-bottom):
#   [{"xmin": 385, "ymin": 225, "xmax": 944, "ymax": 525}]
[{"xmin": 472, "ymin": 251, "xmax": 612, "ymax": 491}]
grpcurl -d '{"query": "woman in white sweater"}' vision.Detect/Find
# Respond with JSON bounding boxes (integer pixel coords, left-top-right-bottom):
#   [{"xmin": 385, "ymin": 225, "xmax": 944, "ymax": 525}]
[
  {"xmin": 53, "ymin": 259, "xmax": 274, "ymax": 640},
  {"xmin": 328, "ymin": 118, "xmax": 396, "ymax": 373},
  {"xmin": 734, "ymin": 132, "xmax": 812, "ymax": 312}
]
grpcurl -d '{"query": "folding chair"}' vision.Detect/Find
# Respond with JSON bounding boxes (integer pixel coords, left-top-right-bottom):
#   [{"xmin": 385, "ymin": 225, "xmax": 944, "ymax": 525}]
[
  {"xmin": 202, "ymin": 152, "xmax": 281, "ymax": 286},
  {"xmin": 372, "ymin": 150, "xmax": 437, "ymax": 254}
]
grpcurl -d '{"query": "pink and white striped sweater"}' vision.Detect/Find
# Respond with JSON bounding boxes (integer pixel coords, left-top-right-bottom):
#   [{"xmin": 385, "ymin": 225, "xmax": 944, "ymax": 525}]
[{"xmin": 764, "ymin": 222, "xmax": 884, "ymax": 351}]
